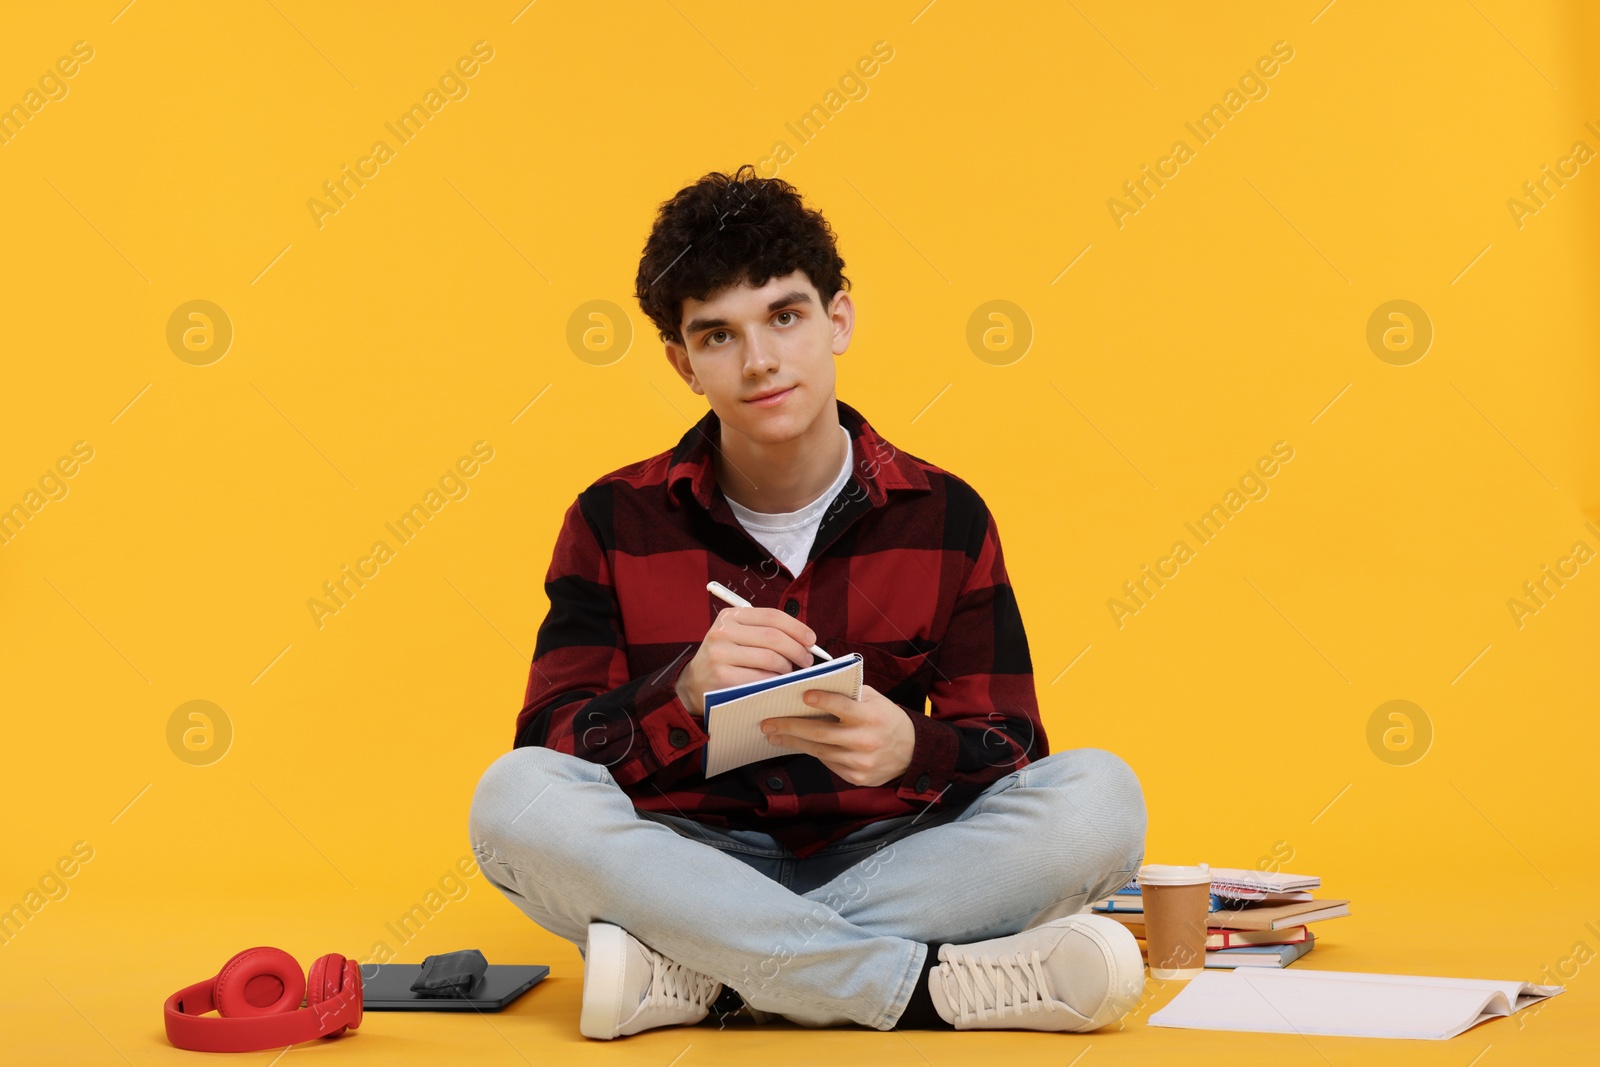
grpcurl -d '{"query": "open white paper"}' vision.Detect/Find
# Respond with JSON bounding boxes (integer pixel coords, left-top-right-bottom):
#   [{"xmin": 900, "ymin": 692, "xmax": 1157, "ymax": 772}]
[{"xmin": 1149, "ymin": 968, "xmax": 1563, "ymax": 1040}]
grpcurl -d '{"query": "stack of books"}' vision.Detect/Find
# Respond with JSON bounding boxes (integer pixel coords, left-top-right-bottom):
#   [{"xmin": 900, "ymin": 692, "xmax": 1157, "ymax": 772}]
[{"xmin": 1091, "ymin": 867, "xmax": 1349, "ymax": 969}]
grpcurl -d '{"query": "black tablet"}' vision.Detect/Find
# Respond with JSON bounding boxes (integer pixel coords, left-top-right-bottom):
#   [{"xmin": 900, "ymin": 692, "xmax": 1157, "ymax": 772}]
[{"xmin": 361, "ymin": 964, "xmax": 549, "ymax": 1011}]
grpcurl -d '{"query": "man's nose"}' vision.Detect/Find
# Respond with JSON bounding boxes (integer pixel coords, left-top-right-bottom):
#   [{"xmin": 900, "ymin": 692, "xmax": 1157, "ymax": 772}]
[{"xmin": 743, "ymin": 331, "xmax": 779, "ymax": 376}]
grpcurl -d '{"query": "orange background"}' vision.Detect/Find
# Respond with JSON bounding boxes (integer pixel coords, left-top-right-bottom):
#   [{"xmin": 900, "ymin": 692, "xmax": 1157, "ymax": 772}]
[{"xmin": 1, "ymin": 1, "xmax": 1596, "ymax": 1062}]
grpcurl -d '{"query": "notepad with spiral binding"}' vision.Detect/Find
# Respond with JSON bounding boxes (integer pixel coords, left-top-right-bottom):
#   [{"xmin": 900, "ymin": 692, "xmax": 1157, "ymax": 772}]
[{"xmin": 702, "ymin": 653, "xmax": 864, "ymax": 777}]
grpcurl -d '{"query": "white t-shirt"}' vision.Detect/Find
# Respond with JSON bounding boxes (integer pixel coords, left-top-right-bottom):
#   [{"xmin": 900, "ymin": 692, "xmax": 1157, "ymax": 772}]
[{"xmin": 726, "ymin": 424, "xmax": 853, "ymax": 579}]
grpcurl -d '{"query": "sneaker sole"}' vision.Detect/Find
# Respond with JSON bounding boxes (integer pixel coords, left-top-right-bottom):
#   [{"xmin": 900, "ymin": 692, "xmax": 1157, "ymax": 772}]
[
  {"xmin": 1059, "ymin": 914, "xmax": 1146, "ymax": 1029},
  {"xmin": 579, "ymin": 921, "xmax": 629, "ymax": 1040}
]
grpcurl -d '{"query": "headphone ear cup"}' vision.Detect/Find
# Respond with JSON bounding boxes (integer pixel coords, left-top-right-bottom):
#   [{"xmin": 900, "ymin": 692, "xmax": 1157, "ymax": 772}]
[
  {"xmin": 214, "ymin": 947, "xmax": 306, "ymax": 1018},
  {"xmin": 343, "ymin": 958, "xmax": 364, "ymax": 1030},
  {"xmin": 307, "ymin": 953, "xmax": 350, "ymax": 1038}
]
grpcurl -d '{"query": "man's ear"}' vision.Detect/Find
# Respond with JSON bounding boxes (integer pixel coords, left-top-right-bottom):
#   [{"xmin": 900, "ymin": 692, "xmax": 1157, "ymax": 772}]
[
  {"xmin": 664, "ymin": 341, "xmax": 705, "ymax": 395},
  {"xmin": 828, "ymin": 290, "xmax": 855, "ymax": 356}
]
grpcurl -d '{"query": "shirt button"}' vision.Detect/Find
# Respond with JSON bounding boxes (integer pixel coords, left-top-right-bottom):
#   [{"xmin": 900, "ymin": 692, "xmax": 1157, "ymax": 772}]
[
  {"xmin": 765, "ymin": 775, "xmax": 785, "ymax": 791},
  {"xmin": 668, "ymin": 728, "xmax": 690, "ymax": 748},
  {"xmin": 784, "ymin": 599, "xmax": 800, "ymax": 616},
  {"xmin": 916, "ymin": 773, "xmax": 932, "ymax": 792}
]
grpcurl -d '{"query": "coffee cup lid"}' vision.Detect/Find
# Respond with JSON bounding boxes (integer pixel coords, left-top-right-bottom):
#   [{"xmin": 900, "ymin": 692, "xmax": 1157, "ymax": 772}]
[{"xmin": 1137, "ymin": 863, "xmax": 1210, "ymax": 886}]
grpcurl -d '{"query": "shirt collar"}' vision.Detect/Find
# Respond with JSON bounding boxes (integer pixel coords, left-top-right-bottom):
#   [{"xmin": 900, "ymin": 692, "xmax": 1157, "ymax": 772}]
[{"xmin": 666, "ymin": 398, "xmax": 929, "ymax": 512}]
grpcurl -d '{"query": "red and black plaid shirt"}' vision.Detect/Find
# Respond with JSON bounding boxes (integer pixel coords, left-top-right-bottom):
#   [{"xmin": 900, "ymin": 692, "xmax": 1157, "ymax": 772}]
[{"xmin": 514, "ymin": 399, "xmax": 1047, "ymax": 858}]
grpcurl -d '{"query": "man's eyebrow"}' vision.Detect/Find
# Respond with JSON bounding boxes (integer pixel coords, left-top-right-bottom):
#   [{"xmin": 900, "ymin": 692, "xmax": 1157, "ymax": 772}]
[
  {"xmin": 683, "ymin": 290, "xmax": 814, "ymax": 340},
  {"xmin": 764, "ymin": 289, "xmax": 814, "ymax": 313}
]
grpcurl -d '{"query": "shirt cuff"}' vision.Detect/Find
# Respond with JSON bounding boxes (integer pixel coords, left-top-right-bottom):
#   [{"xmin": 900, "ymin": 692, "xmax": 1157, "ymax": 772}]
[
  {"xmin": 895, "ymin": 711, "xmax": 959, "ymax": 801},
  {"xmin": 634, "ymin": 654, "xmax": 708, "ymax": 766}
]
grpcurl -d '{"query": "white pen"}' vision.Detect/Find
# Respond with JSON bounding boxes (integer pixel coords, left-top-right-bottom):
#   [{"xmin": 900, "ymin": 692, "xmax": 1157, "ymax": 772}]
[{"xmin": 705, "ymin": 580, "xmax": 832, "ymax": 662}]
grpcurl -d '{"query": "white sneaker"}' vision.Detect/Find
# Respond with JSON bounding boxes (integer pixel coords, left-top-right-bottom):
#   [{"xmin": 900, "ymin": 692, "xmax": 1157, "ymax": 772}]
[
  {"xmin": 928, "ymin": 914, "xmax": 1145, "ymax": 1031},
  {"xmin": 579, "ymin": 921, "xmax": 723, "ymax": 1040}
]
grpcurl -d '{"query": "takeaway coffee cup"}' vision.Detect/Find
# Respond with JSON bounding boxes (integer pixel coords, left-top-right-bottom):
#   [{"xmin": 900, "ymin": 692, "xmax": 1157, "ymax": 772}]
[{"xmin": 1138, "ymin": 863, "xmax": 1211, "ymax": 980}]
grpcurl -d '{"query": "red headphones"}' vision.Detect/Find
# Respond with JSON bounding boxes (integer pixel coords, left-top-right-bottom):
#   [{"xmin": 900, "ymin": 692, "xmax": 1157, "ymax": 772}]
[{"xmin": 164, "ymin": 947, "xmax": 363, "ymax": 1053}]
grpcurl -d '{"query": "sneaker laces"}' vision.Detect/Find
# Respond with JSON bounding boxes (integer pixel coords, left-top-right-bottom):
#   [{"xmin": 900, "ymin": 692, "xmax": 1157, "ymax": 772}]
[
  {"xmin": 937, "ymin": 949, "xmax": 1056, "ymax": 1023},
  {"xmin": 645, "ymin": 947, "xmax": 720, "ymax": 1011}
]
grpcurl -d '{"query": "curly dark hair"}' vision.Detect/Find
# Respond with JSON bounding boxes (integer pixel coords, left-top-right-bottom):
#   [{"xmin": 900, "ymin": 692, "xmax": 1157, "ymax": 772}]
[{"xmin": 635, "ymin": 164, "xmax": 850, "ymax": 345}]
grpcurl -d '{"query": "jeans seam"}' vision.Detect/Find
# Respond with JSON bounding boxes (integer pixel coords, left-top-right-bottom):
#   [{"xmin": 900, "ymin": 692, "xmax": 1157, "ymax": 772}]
[
  {"xmin": 809, "ymin": 838, "xmax": 899, "ymax": 859},
  {"xmin": 683, "ymin": 840, "xmax": 787, "ymax": 860},
  {"xmin": 876, "ymin": 939, "xmax": 927, "ymax": 1030},
  {"xmin": 728, "ymin": 839, "xmax": 789, "ymax": 860},
  {"xmin": 637, "ymin": 813, "xmax": 789, "ymax": 860}
]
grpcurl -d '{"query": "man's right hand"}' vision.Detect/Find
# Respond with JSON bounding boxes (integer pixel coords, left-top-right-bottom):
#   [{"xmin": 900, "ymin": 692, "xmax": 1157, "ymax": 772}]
[{"xmin": 675, "ymin": 606, "xmax": 817, "ymax": 718}]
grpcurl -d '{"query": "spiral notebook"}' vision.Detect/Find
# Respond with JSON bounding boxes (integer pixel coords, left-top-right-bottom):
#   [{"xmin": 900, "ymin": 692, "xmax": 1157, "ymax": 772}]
[{"xmin": 702, "ymin": 653, "xmax": 863, "ymax": 777}]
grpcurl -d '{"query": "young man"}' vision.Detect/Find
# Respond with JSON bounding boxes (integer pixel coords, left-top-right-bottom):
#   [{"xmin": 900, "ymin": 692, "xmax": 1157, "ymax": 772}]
[{"xmin": 468, "ymin": 166, "xmax": 1147, "ymax": 1038}]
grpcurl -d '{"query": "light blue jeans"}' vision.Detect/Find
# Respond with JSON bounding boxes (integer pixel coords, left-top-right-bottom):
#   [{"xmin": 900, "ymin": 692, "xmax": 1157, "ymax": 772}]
[{"xmin": 468, "ymin": 745, "xmax": 1145, "ymax": 1030}]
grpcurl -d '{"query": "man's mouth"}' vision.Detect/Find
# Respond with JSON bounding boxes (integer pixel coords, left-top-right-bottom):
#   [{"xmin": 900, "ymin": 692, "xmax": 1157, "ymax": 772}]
[{"xmin": 744, "ymin": 385, "xmax": 797, "ymax": 407}]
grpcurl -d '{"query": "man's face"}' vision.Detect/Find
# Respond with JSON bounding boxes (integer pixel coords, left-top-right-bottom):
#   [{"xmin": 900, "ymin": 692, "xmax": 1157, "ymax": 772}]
[{"xmin": 665, "ymin": 270, "xmax": 853, "ymax": 446}]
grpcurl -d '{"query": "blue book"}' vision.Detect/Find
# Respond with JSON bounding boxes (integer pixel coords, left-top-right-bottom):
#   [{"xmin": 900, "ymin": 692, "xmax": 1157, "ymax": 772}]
[
  {"xmin": 1092, "ymin": 891, "xmax": 1224, "ymax": 914},
  {"xmin": 1204, "ymin": 937, "xmax": 1315, "ymax": 969}
]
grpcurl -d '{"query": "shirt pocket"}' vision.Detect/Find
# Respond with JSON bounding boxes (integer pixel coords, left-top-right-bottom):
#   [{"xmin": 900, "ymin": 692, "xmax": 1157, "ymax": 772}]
[{"xmin": 830, "ymin": 639, "xmax": 941, "ymax": 713}]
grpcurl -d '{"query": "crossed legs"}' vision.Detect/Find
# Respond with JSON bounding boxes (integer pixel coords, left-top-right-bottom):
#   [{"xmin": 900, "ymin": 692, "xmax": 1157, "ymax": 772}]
[{"xmin": 467, "ymin": 746, "xmax": 1145, "ymax": 1030}]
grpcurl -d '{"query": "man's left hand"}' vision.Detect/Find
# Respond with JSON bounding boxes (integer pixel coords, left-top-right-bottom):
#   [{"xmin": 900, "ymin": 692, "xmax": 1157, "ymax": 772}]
[{"xmin": 761, "ymin": 684, "xmax": 916, "ymax": 787}]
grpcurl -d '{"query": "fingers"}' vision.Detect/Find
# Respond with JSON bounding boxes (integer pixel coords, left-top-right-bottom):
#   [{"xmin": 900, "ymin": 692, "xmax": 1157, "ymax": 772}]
[
  {"xmin": 765, "ymin": 729, "xmax": 848, "ymax": 761},
  {"xmin": 800, "ymin": 688, "xmax": 872, "ymax": 721},
  {"xmin": 763, "ymin": 687, "xmax": 907, "ymax": 788},
  {"xmin": 747, "ymin": 626, "xmax": 814, "ymax": 669},
  {"xmin": 713, "ymin": 607, "xmax": 816, "ymax": 668},
  {"xmin": 766, "ymin": 728, "xmax": 877, "ymax": 786},
  {"xmin": 719, "ymin": 644, "xmax": 796, "ymax": 676},
  {"xmin": 753, "ymin": 606, "xmax": 818, "ymax": 650},
  {"xmin": 687, "ymin": 606, "xmax": 815, "ymax": 712},
  {"xmin": 718, "ymin": 606, "xmax": 816, "ymax": 651},
  {"xmin": 765, "ymin": 715, "xmax": 846, "ymax": 745}
]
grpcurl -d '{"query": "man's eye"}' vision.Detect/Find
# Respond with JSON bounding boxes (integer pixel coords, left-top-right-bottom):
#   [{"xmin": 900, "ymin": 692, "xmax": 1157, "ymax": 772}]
[
  {"xmin": 775, "ymin": 311, "xmax": 797, "ymax": 326},
  {"xmin": 707, "ymin": 330, "xmax": 730, "ymax": 345}
]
